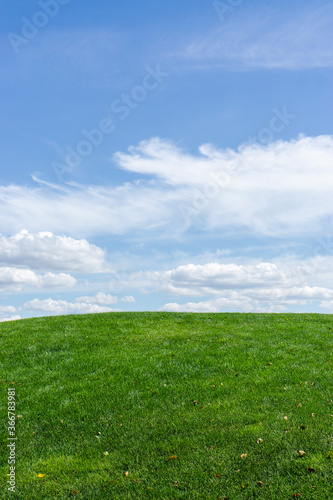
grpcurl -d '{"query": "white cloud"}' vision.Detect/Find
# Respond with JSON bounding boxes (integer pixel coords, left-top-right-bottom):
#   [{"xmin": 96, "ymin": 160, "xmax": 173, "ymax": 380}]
[
  {"xmin": 159, "ymin": 296, "xmax": 249, "ymax": 313},
  {"xmin": 75, "ymin": 292, "xmax": 118, "ymax": 305},
  {"xmin": 1, "ymin": 135, "xmax": 333, "ymax": 239},
  {"xmin": 178, "ymin": 3, "xmax": 333, "ymax": 69},
  {"xmin": 23, "ymin": 298, "xmax": 116, "ymax": 316},
  {"xmin": 136, "ymin": 258, "xmax": 333, "ymax": 297},
  {"xmin": 141, "ymin": 256, "xmax": 333, "ymax": 312},
  {"xmin": 22, "ymin": 291, "xmax": 126, "ymax": 316},
  {"xmin": 121, "ymin": 296, "xmax": 136, "ymax": 302},
  {"xmin": 0, "ymin": 305, "xmax": 21, "ymax": 322},
  {"xmin": 140, "ymin": 262, "xmax": 287, "ymax": 296},
  {"xmin": 319, "ymin": 300, "xmax": 333, "ymax": 312},
  {"xmin": 0, "ymin": 305, "xmax": 17, "ymax": 314},
  {"xmin": 115, "ymin": 135, "xmax": 333, "ymax": 237},
  {"xmin": 159, "ymin": 284, "xmax": 333, "ymax": 313},
  {"xmin": 0, "ymin": 266, "xmax": 76, "ymax": 292},
  {"xmin": 0, "ymin": 179, "xmax": 180, "ymax": 238},
  {"xmin": 0, "ymin": 315, "xmax": 21, "ymax": 322},
  {"xmin": 0, "ymin": 230, "xmax": 109, "ymax": 272}
]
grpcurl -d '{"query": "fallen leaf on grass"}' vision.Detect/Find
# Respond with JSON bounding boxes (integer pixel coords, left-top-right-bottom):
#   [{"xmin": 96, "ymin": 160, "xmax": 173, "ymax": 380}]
[
  {"xmin": 168, "ymin": 455, "xmax": 177, "ymax": 460},
  {"xmin": 299, "ymin": 450, "xmax": 306, "ymax": 456},
  {"xmin": 147, "ymin": 487, "xmax": 153, "ymax": 490},
  {"xmin": 240, "ymin": 453, "xmax": 247, "ymax": 459},
  {"xmin": 308, "ymin": 467, "xmax": 315, "ymax": 472},
  {"xmin": 210, "ymin": 446, "xmax": 215, "ymax": 450},
  {"xmin": 256, "ymin": 481, "xmax": 263, "ymax": 487},
  {"xmin": 311, "ymin": 413, "xmax": 315, "ymax": 417},
  {"xmin": 257, "ymin": 438, "xmax": 263, "ymax": 444},
  {"xmin": 125, "ymin": 471, "xmax": 129, "ymax": 476},
  {"xmin": 283, "ymin": 416, "xmax": 288, "ymax": 420},
  {"xmin": 37, "ymin": 474, "xmax": 45, "ymax": 478},
  {"xmin": 216, "ymin": 473, "xmax": 221, "ymax": 477},
  {"xmin": 173, "ymin": 481, "xmax": 179, "ymax": 487},
  {"xmin": 103, "ymin": 451, "xmax": 109, "ymax": 456}
]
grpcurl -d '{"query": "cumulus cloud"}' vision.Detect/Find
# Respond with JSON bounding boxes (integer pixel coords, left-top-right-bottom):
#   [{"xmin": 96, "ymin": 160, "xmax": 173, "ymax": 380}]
[
  {"xmin": 23, "ymin": 298, "xmax": 116, "ymax": 316},
  {"xmin": 0, "ymin": 266, "xmax": 76, "ymax": 292},
  {"xmin": 75, "ymin": 292, "xmax": 118, "ymax": 305},
  {"xmin": 135, "ymin": 259, "xmax": 333, "ymax": 297},
  {"xmin": 0, "ymin": 305, "xmax": 17, "ymax": 314},
  {"xmin": 0, "ymin": 305, "xmax": 20, "ymax": 322},
  {"xmin": 159, "ymin": 285, "xmax": 333, "ymax": 313},
  {"xmin": 0, "ymin": 230, "xmax": 109, "ymax": 272},
  {"xmin": 121, "ymin": 296, "xmax": 136, "ymax": 302},
  {"xmin": 138, "ymin": 257, "xmax": 333, "ymax": 313},
  {"xmin": 1, "ymin": 135, "xmax": 333, "ymax": 239},
  {"xmin": 21, "ymin": 289, "xmax": 138, "ymax": 317},
  {"xmin": 22, "ymin": 291, "xmax": 125, "ymax": 316},
  {"xmin": 139, "ymin": 262, "xmax": 287, "ymax": 296}
]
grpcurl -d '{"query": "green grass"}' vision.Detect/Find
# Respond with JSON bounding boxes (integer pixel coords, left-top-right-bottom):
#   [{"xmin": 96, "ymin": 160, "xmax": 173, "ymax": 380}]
[{"xmin": 0, "ymin": 312, "xmax": 332, "ymax": 499}]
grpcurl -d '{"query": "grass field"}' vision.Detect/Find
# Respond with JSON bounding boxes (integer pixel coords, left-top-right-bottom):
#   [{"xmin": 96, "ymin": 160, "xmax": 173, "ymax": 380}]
[{"xmin": 0, "ymin": 312, "xmax": 332, "ymax": 499}]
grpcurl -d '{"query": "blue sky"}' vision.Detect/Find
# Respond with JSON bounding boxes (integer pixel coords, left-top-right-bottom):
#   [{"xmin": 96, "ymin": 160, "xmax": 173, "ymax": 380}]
[{"xmin": 1, "ymin": 0, "xmax": 333, "ymax": 320}]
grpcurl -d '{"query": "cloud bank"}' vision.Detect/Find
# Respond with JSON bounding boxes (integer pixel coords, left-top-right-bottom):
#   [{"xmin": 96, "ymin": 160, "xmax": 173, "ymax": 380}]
[{"xmin": 0, "ymin": 135, "xmax": 332, "ymax": 239}]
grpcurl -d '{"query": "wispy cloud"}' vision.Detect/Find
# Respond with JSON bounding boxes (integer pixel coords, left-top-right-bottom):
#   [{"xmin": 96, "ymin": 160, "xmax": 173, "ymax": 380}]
[
  {"xmin": 175, "ymin": 3, "xmax": 333, "ymax": 69},
  {"xmin": 3, "ymin": 26, "xmax": 140, "ymax": 90},
  {"xmin": 1, "ymin": 135, "xmax": 333, "ymax": 239}
]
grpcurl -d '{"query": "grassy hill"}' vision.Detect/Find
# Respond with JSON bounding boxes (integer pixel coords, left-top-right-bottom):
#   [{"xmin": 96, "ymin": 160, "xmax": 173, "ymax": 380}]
[{"xmin": 0, "ymin": 312, "xmax": 332, "ymax": 499}]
